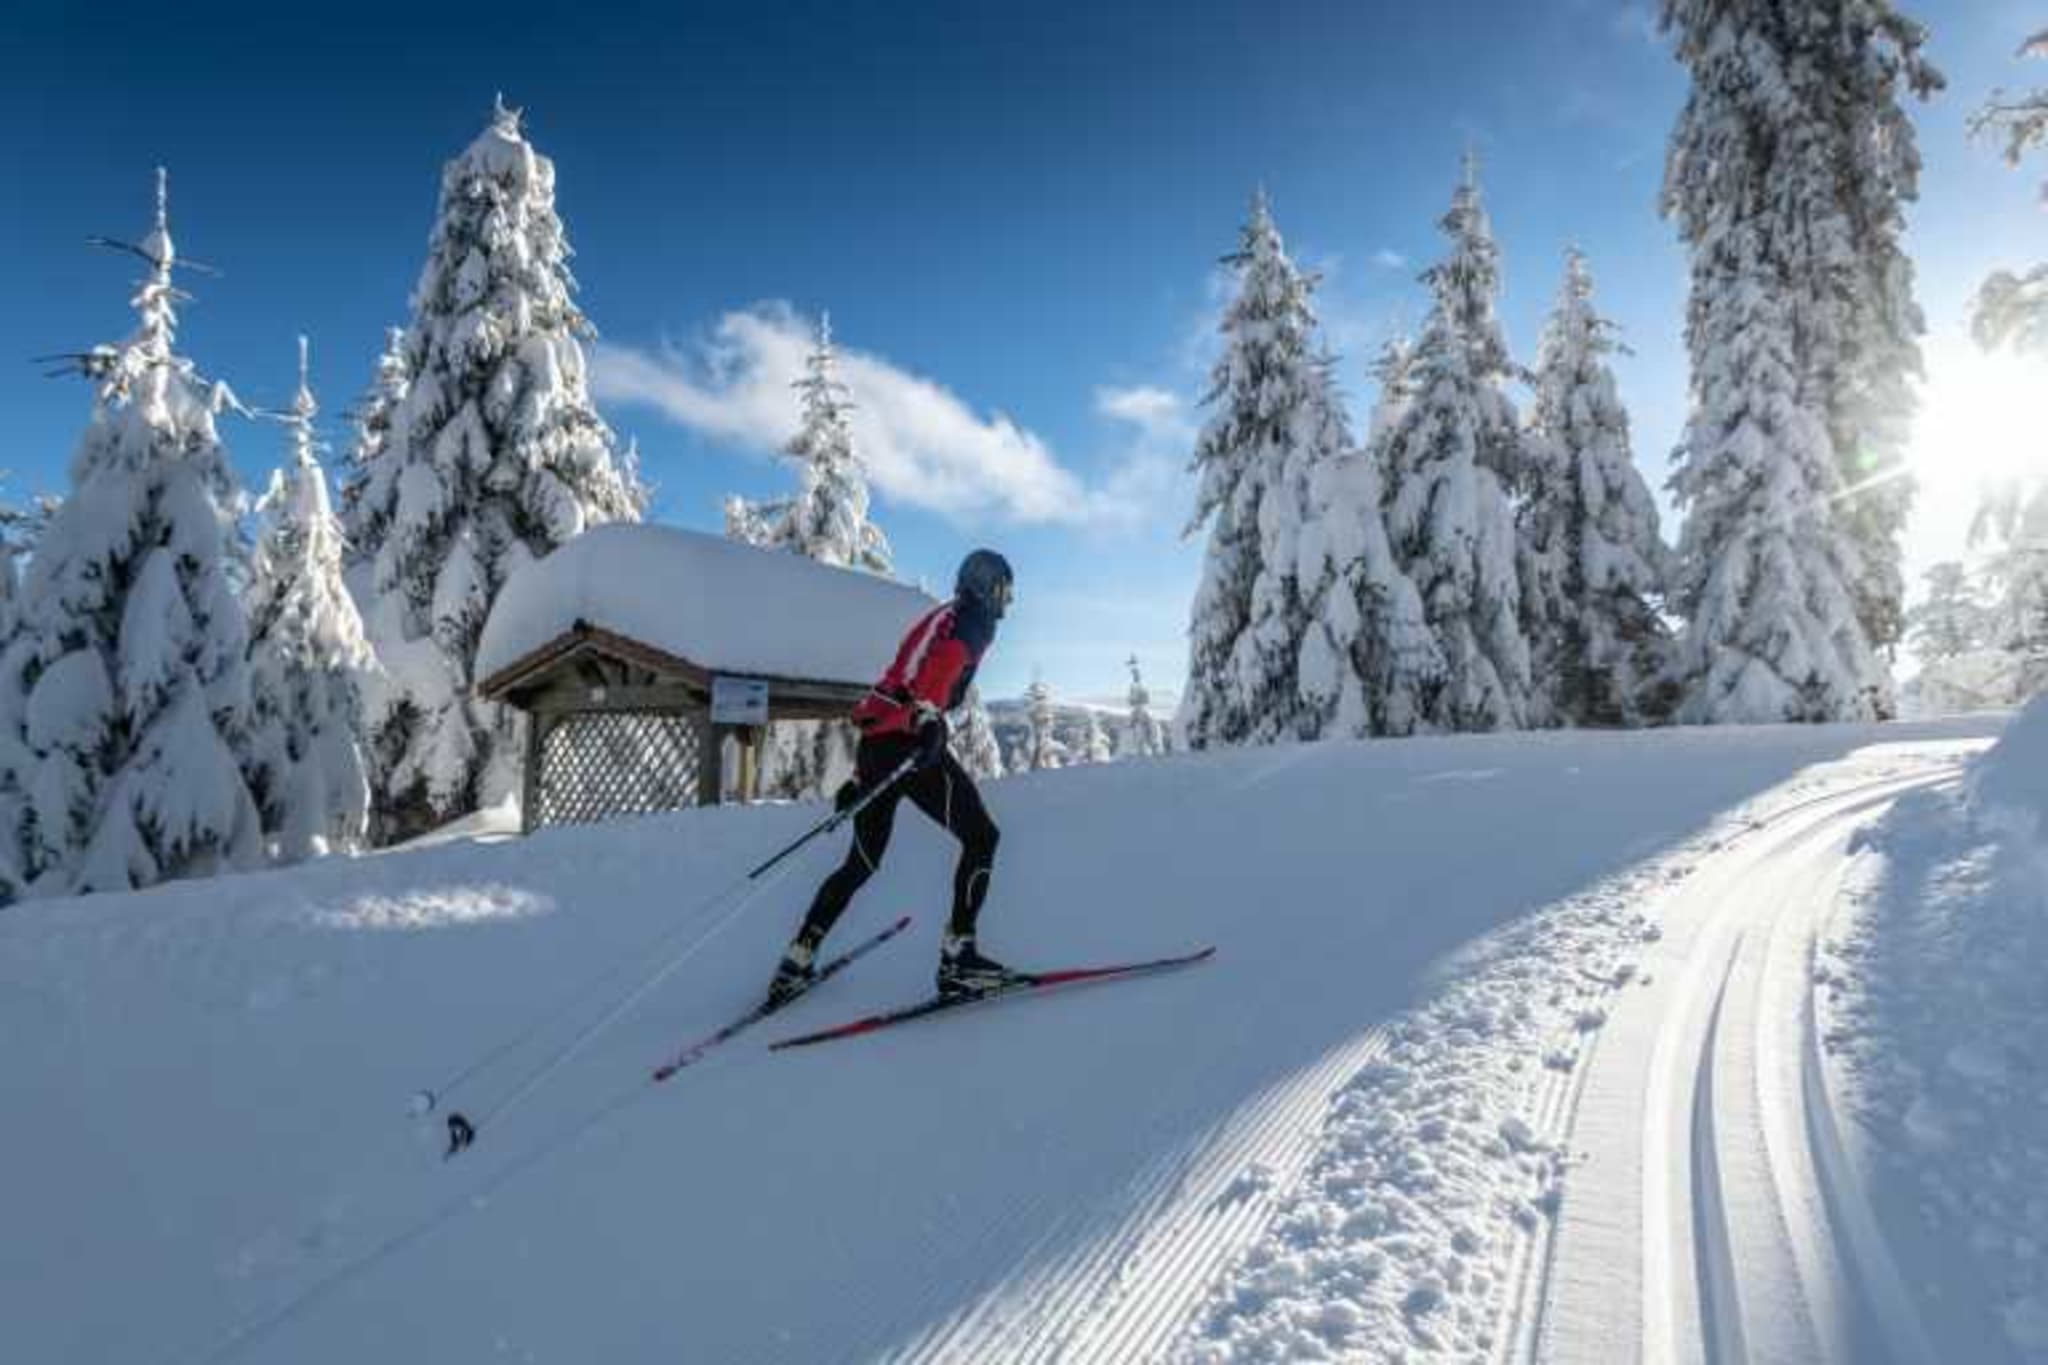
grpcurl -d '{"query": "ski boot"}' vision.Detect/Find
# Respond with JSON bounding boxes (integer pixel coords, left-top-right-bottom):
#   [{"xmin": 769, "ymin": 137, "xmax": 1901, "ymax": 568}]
[
  {"xmin": 764, "ymin": 934, "xmax": 820, "ymax": 1010},
  {"xmin": 936, "ymin": 933, "xmax": 1030, "ymax": 1001}
]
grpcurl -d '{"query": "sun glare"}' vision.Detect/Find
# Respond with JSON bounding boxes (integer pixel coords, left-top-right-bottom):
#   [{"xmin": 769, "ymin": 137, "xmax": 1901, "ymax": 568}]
[
  {"xmin": 1910, "ymin": 340, "xmax": 2041, "ymax": 492},
  {"xmin": 1899, "ymin": 336, "xmax": 2043, "ymax": 582}
]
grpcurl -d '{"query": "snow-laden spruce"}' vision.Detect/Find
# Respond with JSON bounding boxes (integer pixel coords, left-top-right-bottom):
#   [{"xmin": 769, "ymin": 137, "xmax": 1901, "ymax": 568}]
[
  {"xmin": 1519, "ymin": 249, "xmax": 1673, "ymax": 728},
  {"xmin": 950, "ymin": 688, "xmax": 1006, "ymax": 780},
  {"xmin": 1901, "ymin": 562, "xmax": 2019, "ymax": 716},
  {"xmin": 1661, "ymin": 0, "xmax": 1936, "ymax": 708},
  {"xmin": 1181, "ymin": 192, "xmax": 1349, "ymax": 748},
  {"xmin": 0, "ymin": 496, "xmax": 46, "ymax": 646},
  {"xmin": 1378, "ymin": 162, "xmax": 1530, "ymax": 731},
  {"xmin": 244, "ymin": 340, "xmax": 376, "ymax": 862},
  {"xmin": 1666, "ymin": 225, "xmax": 1883, "ymax": 722},
  {"xmin": 1905, "ymin": 563, "xmax": 1988, "ymax": 667},
  {"xmin": 351, "ymin": 99, "xmax": 645, "ymax": 841},
  {"xmin": 1295, "ymin": 336, "xmax": 1445, "ymax": 739},
  {"xmin": 723, "ymin": 313, "xmax": 896, "ymax": 801},
  {"xmin": 1022, "ymin": 676, "xmax": 1068, "ymax": 771},
  {"xmin": 1119, "ymin": 656, "xmax": 1168, "ymax": 758},
  {"xmin": 0, "ymin": 172, "xmax": 262, "ymax": 899},
  {"xmin": 1972, "ymin": 479, "xmax": 2048, "ymax": 700},
  {"xmin": 1963, "ymin": 27, "xmax": 2048, "ymax": 707},
  {"xmin": 1972, "ymin": 31, "xmax": 2048, "ymax": 359},
  {"xmin": 1079, "ymin": 709, "xmax": 1113, "ymax": 764},
  {"xmin": 1661, "ymin": 6, "xmax": 1897, "ymax": 722},
  {"xmin": 1776, "ymin": 2, "xmax": 1941, "ymax": 658},
  {"xmin": 338, "ymin": 325, "xmax": 410, "ymax": 560},
  {"xmin": 724, "ymin": 314, "xmax": 892, "ymax": 574}
]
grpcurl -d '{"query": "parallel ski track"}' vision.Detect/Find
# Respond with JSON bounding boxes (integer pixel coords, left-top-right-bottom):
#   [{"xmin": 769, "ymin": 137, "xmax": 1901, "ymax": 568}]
[
  {"xmin": 1529, "ymin": 757, "xmax": 1965, "ymax": 1365},
  {"xmin": 878, "ymin": 1023, "xmax": 1393, "ymax": 1365}
]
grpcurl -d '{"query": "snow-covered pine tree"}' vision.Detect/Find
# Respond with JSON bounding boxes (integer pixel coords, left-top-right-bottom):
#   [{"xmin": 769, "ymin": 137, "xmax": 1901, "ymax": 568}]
[
  {"xmin": 339, "ymin": 325, "xmax": 410, "ymax": 561},
  {"xmin": 1295, "ymin": 337, "xmax": 1443, "ymax": 739},
  {"xmin": 1180, "ymin": 192, "xmax": 1349, "ymax": 749},
  {"xmin": 1023, "ymin": 676, "xmax": 1068, "ymax": 771},
  {"xmin": 1365, "ymin": 335, "xmax": 1418, "ymax": 444},
  {"xmin": 1953, "ymin": 33, "xmax": 2048, "ymax": 705},
  {"xmin": 1378, "ymin": 161, "xmax": 1530, "ymax": 731},
  {"xmin": 1661, "ymin": 2, "xmax": 1896, "ymax": 722},
  {"xmin": 1971, "ymin": 32, "xmax": 2048, "ymax": 360},
  {"xmin": 1664, "ymin": 226, "xmax": 1883, "ymax": 722},
  {"xmin": 1972, "ymin": 479, "xmax": 2048, "ymax": 696},
  {"xmin": 1904, "ymin": 562, "xmax": 1987, "ymax": 666},
  {"xmin": 0, "ymin": 493, "xmax": 50, "ymax": 646},
  {"xmin": 1118, "ymin": 656, "xmax": 1168, "ymax": 758},
  {"xmin": 1519, "ymin": 248, "xmax": 1675, "ymax": 728},
  {"xmin": 1080, "ymin": 708, "xmax": 1113, "ymax": 764},
  {"xmin": 727, "ymin": 314, "xmax": 892, "ymax": 573},
  {"xmin": 1782, "ymin": 3, "xmax": 1941, "ymax": 660},
  {"xmin": 0, "ymin": 171, "xmax": 262, "ymax": 898},
  {"xmin": 950, "ymin": 686, "xmax": 1006, "ymax": 779},
  {"xmin": 245, "ymin": 339, "xmax": 377, "ymax": 862},
  {"xmin": 1661, "ymin": 0, "xmax": 1937, "ymax": 703},
  {"xmin": 722, "ymin": 314, "xmax": 896, "ymax": 800},
  {"xmin": 1296, "ymin": 442, "xmax": 1445, "ymax": 739},
  {"xmin": 354, "ymin": 99, "xmax": 645, "ymax": 841}
]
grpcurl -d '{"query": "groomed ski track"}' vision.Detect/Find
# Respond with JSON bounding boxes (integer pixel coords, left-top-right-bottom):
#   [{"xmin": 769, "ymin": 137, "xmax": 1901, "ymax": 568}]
[
  {"xmin": 1533, "ymin": 742, "xmax": 1970, "ymax": 1365},
  {"xmin": 0, "ymin": 719, "xmax": 2002, "ymax": 1365}
]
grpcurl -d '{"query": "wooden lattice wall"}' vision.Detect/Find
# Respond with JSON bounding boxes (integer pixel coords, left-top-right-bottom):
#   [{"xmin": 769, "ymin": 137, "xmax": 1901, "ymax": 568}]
[{"xmin": 529, "ymin": 709, "xmax": 708, "ymax": 830}]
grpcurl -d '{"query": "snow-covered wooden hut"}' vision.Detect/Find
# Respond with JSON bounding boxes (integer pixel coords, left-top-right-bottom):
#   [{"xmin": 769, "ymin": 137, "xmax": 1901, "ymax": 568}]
[{"xmin": 475, "ymin": 524, "xmax": 935, "ymax": 832}]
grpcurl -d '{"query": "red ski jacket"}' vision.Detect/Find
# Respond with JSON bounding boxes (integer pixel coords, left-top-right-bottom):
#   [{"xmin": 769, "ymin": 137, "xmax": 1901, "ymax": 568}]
[{"xmin": 852, "ymin": 599, "xmax": 995, "ymax": 737}]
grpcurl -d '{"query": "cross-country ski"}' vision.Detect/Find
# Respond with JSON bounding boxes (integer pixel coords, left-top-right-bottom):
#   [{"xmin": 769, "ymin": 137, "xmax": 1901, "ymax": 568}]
[
  {"xmin": 652, "ymin": 914, "xmax": 913, "ymax": 1080},
  {"xmin": 768, "ymin": 945, "xmax": 1217, "ymax": 1051}
]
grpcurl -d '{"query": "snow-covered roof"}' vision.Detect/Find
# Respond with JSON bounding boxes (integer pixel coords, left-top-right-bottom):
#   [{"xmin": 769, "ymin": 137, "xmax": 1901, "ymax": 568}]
[{"xmin": 475, "ymin": 523, "xmax": 938, "ymax": 693}]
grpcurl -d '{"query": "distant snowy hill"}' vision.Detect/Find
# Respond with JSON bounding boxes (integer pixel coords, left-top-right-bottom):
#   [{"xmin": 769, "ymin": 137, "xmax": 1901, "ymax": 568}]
[{"xmin": 2, "ymin": 716, "xmax": 2023, "ymax": 1364}]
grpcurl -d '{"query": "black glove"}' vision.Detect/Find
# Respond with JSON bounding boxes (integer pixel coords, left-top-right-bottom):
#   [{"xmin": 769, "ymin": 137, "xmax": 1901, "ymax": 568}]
[
  {"xmin": 914, "ymin": 711, "xmax": 950, "ymax": 770},
  {"xmin": 833, "ymin": 779, "xmax": 863, "ymax": 814}
]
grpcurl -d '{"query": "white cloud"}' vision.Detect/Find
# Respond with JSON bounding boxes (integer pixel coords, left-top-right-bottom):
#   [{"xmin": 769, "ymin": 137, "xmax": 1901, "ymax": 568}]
[
  {"xmin": 1372, "ymin": 248, "xmax": 1409, "ymax": 270},
  {"xmin": 593, "ymin": 305, "xmax": 1144, "ymax": 526},
  {"xmin": 1096, "ymin": 385, "xmax": 1191, "ymax": 441},
  {"xmin": 1092, "ymin": 384, "xmax": 1194, "ymax": 520}
]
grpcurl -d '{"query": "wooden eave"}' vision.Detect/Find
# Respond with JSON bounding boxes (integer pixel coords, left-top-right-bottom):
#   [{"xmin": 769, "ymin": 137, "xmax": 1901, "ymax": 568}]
[{"xmin": 477, "ymin": 619, "xmax": 872, "ymax": 719}]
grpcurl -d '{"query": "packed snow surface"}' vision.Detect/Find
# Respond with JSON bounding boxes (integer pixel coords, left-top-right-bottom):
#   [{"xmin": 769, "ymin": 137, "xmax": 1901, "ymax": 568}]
[
  {"xmin": 473, "ymin": 522, "xmax": 936, "ymax": 687},
  {"xmin": 0, "ymin": 715, "xmax": 2013, "ymax": 1364}
]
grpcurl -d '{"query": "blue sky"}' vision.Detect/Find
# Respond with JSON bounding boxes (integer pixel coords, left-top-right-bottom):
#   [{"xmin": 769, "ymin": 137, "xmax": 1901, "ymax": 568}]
[{"xmin": 1, "ymin": 0, "xmax": 2040, "ymax": 702}]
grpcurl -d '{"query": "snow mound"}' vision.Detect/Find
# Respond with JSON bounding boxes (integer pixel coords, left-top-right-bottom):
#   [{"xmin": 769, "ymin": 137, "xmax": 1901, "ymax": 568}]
[
  {"xmin": 1827, "ymin": 703, "xmax": 2048, "ymax": 1359},
  {"xmin": 474, "ymin": 522, "xmax": 936, "ymax": 687},
  {"xmin": 1970, "ymin": 694, "xmax": 2048, "ymax": 841}
]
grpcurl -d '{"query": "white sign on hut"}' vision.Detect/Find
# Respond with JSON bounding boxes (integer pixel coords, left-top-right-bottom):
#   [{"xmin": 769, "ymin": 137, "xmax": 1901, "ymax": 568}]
[{"xmin": 474, "ymin": 524, "xmax": 936, "ymax": 833}]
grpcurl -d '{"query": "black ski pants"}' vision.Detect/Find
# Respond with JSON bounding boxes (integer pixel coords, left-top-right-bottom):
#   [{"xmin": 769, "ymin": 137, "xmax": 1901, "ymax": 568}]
[{"xmin": 799, "ymin": 732, "xmax": 999, "ymax": 944}]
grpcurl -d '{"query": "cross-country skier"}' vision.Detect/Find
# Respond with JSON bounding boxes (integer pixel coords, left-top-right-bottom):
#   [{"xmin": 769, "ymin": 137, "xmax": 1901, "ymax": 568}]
[{"xmin": 766, "ymin": 549, "xmax": 1021, "ymax": 1007}]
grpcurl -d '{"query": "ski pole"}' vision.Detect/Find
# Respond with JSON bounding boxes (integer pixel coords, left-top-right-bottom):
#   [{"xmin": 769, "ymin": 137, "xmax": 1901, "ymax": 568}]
[
  {"xmin": 744, "ymin": 754, "xmax": 917, "ymax": 881},
  {"xmin": 412, "ymin": 754, "xmax": 918, "ymax": 1138}
]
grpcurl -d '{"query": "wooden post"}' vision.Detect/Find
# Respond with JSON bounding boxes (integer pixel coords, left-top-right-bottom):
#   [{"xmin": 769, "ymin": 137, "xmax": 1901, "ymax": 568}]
[
  {"xmin": 520, "ymin": 711, "xmax": 549, "ymax": 835},
  {"xmin": 696, "ymin": 713, "xmax": 722, "ymax": 807},
  {"xmin": 739, "ymin": 726, "xmax": 762, "ymax": 804}
]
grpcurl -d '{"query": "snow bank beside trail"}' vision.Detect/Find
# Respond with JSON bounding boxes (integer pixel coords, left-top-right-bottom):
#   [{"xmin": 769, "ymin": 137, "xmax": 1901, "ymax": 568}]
[
  {"xmin": 1174, "ymin": 876, "xmax": 1655, "ymax": 1362},
  {"xmin": 1826, "ymin": 697, "xmax": 2048, "ymax": 1360}
]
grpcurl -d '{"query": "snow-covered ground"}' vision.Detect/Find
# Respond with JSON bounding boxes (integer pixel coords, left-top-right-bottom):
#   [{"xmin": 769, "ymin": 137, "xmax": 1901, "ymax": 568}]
[{"xmin": 0, "ymin": 715, "xmax": 2019, "ymax": 1363}]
